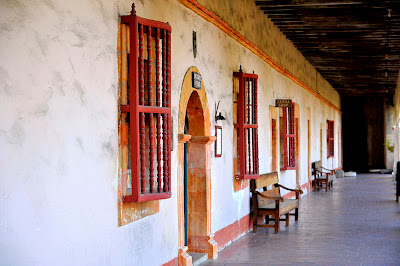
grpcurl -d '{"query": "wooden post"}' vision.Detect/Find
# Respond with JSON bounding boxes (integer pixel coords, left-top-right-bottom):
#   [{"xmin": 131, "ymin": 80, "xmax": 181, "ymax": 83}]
[
  {"xmin": 156, "ymin": 28, "xmax": 162, "ymax": 193},
  {"xmin": 139, "ymin": 24, "xmax": 146, "ymax": 194}
]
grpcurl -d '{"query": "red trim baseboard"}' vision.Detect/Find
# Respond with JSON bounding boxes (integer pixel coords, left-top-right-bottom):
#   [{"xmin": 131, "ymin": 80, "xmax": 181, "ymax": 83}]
[
  {"xmin": 214, "ymin": 214, "xmax": 252, "ymax": 251},
  {"xmin": 161, "ymin": 257, "xmax": 177, "ymax": 266}
]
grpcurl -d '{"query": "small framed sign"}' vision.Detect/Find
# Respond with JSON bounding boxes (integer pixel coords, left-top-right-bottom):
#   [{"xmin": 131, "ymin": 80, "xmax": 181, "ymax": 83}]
[
  {"xmin": 215, "ymin": 126, "xmax": 222, "ymax": 157},
  {"xmin": 192, "ymin": 72, "xmax": 202, "ymax": 89},
  {"xmin": 275, "ymin": 99, "xmax": 292, "ymax": 108}
]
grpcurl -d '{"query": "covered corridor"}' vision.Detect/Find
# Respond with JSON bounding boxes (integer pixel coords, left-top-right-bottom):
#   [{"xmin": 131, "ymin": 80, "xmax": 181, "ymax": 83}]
[
  {"xmin": 2, "ymin": 1, "xmax": 400, "ymax": 265},
  {"xmin": 204, "ymin": 174, "xmax": 400, "ymax": 265}
]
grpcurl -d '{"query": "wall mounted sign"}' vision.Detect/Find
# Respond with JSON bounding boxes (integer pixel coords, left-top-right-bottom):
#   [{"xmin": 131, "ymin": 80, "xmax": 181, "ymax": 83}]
[
  {"xmin": 215, "ymin": 126, "xmax": 222, "ymax": 157},
  {"xmin": 275, "ymin": 99, "xmax": 292, "ymax": 108},
  {"xmin": 192, "ymin": 72, "xmax": 201, "ymax": 89}
]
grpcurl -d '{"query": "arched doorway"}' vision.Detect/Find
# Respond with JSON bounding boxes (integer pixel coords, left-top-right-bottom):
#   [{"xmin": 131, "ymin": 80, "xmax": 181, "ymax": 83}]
[{"xmin": 178, "ymin": 67, "xmax": 217, "ymax": 265}]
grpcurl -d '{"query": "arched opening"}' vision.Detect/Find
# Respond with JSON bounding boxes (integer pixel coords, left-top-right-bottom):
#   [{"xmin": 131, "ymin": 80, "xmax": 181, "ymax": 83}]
[
  {"xmin": 185, "ymin": 91, "xmax": 207, "ymax": 251},
  {"xmin": 186, "ymin": 91, "xmax": 205, "ymax": 136},
  {"xmin": 178, "ymin": 67, "xmax": 217, "ymax": 264}
]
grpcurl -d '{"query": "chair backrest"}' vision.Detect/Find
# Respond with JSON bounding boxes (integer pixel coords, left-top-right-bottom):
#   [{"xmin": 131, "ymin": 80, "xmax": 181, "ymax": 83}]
[
  {"xmin": 312, "ymin": 161, "xmax": 322, "ymax": 179},
  {"xmin": 251, "ymin": 172, "xmax": 279, "ymax": 190},
  {"xmin": 251, "ymin": 172, "xmax": 280, "ymax": 207}
]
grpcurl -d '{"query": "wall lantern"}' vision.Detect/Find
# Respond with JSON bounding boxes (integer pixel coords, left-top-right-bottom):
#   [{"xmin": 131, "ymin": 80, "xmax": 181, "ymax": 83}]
[{"xmin": 215, "ymin": 101, "xmax": 226, "ymax": 122}]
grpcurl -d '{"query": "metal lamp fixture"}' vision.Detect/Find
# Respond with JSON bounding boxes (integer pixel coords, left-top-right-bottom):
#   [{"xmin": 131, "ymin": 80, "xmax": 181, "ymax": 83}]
[{"xmin": 215, "ymin": 101, "xmax": 226, "ymax": 122}]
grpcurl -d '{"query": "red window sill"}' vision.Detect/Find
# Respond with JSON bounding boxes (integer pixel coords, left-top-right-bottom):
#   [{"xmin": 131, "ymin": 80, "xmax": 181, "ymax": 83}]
[
  {"xmin": 235, "ymin": 174, "xmax": 260, "ymax": 180},
  {"xmin": 280, "ymin": 167, "xmax": 296, "ymax": 171}
]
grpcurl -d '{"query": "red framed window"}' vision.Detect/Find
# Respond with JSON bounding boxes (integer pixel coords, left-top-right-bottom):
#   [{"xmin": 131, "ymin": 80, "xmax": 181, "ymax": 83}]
[
  {"xmin": 280, "ymin": 102, "xmax": 296, "ymax": 170},
  {"xmin": 233, "ymin": 69, "xmax": 259, "ymax": 179},
  {"xmin": 327, "ymin": 120, "xmax": 334, "ymax": 158},
  {"xmin": 120, "ymin": 7, "xmax": 172, "ymax": 202}
]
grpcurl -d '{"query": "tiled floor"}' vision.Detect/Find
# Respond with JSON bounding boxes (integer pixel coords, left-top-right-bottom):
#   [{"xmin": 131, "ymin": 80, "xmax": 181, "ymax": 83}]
[{"xmin": 204, "ymin": 174, "xmax": 400, "ymax": 265}]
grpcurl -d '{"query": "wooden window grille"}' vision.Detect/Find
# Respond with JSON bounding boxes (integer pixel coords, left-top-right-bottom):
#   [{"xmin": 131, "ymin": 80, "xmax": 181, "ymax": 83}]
[
  {"xmin": 327, "ymin": 120, "xmax": 334, "ymax": 158},
  {"xmin": 233, "ymin": 69, "xmax": 259, "ymax": 179},
  {"xmin": 120, "ymin": 6, "xmax": 172, "ymax": 202},
  {"xmin": 280, "ymin": 102, "xmax": 296, "ymax": 170}
]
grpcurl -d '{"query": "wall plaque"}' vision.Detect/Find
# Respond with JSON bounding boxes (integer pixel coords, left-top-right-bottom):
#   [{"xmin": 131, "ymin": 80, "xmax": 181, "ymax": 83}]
[
  {"xmin": 275, "ymin": 99, "xmax": 292, "ymax": 108},
  {"xmin": 192, "ymin": 72, "xmax": 201, "ymax": 89}
]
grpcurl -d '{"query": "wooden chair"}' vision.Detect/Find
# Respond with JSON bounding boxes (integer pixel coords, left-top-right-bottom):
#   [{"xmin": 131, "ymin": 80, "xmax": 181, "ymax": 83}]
[
  {"xmin": 250, "ymin": 172, "xmax": 303, "ymax": 233},
  {"xmin": 311, "ymin": 161, "xmax": 335, "ymax": 192}
]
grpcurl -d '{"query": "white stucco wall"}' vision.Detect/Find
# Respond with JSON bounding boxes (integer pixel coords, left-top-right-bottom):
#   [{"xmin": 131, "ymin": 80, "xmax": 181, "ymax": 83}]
[
  {"xmin": 0, "ymin": 0, "xmax": 179, "ymax": 265},
  {"xmin": 0, "ymin": 0, "xmax": 342, "ymax": 265}
]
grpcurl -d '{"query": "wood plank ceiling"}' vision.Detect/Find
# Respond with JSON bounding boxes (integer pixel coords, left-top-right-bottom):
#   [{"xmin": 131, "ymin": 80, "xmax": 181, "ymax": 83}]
[{"xmin": 255, "ymin": 0, "xmax": 400, "ymax": 96}]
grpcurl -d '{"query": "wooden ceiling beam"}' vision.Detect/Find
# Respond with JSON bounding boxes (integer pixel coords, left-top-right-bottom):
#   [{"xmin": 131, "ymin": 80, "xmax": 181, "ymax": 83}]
[{"xmin": 254, "ymin": 0, "xmax": 400, "ymax": 95}]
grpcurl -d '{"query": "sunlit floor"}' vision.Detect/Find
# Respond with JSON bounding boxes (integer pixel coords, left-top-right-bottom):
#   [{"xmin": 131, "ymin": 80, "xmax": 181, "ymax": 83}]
[{"xmin": 204, "ymin": 174, "xmax": 400, "ymax": 265}]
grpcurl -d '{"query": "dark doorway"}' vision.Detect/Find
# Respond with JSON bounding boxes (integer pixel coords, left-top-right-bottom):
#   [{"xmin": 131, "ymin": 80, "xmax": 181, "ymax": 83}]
[{"xmin": 342, "ymin": 96, "xmax": 385, "ymax": 172}]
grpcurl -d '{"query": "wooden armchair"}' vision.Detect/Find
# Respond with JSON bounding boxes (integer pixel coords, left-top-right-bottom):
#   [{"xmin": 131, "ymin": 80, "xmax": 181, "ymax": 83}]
[
  {"xmin": 250, "ymin": 172, "xmax": 303, "ymax": 233},
  {"xmin": 312, "ymin": 161, "xmax": 335, "ymax": 191}
]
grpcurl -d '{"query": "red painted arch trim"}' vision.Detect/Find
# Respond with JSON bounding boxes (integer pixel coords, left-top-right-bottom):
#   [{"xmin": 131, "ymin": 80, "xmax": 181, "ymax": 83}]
[{"xmin": 161, "ymin": 257, "xmax": 177, "ymax": 266}]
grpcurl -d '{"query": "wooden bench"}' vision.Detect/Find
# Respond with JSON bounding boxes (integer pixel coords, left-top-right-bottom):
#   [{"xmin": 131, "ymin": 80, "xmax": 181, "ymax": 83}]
[
  {"xmin": 250, "ymin": 172, "xmax": 303, "ymax": 233},
  {"xmin": 311, "ymin": 161, "xmax": 335, "ymax": 192}
]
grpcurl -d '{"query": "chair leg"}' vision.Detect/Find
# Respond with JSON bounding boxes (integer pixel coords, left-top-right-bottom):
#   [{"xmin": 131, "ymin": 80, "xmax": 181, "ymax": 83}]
[
  {"xmin": 274, "ymin": 211, "xmax": 280, "ymax": 233},
  {"xmin": 285, "ymin": 213, "xmax": 289, "ymax": 227},
  {"xmin": 253, "ymin": 210, "xmax": 258, "ymax": 233},
  {"xmin": 265, "ymin": 215, "xmax": 270, "ymax": 224},
  {"xmin": 325, "ymin": 180, "xmax": 328, "ymax": 192},
  {"xmin": 295, "ymin": 208, "xmax": 299, "ymax": 221}
]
